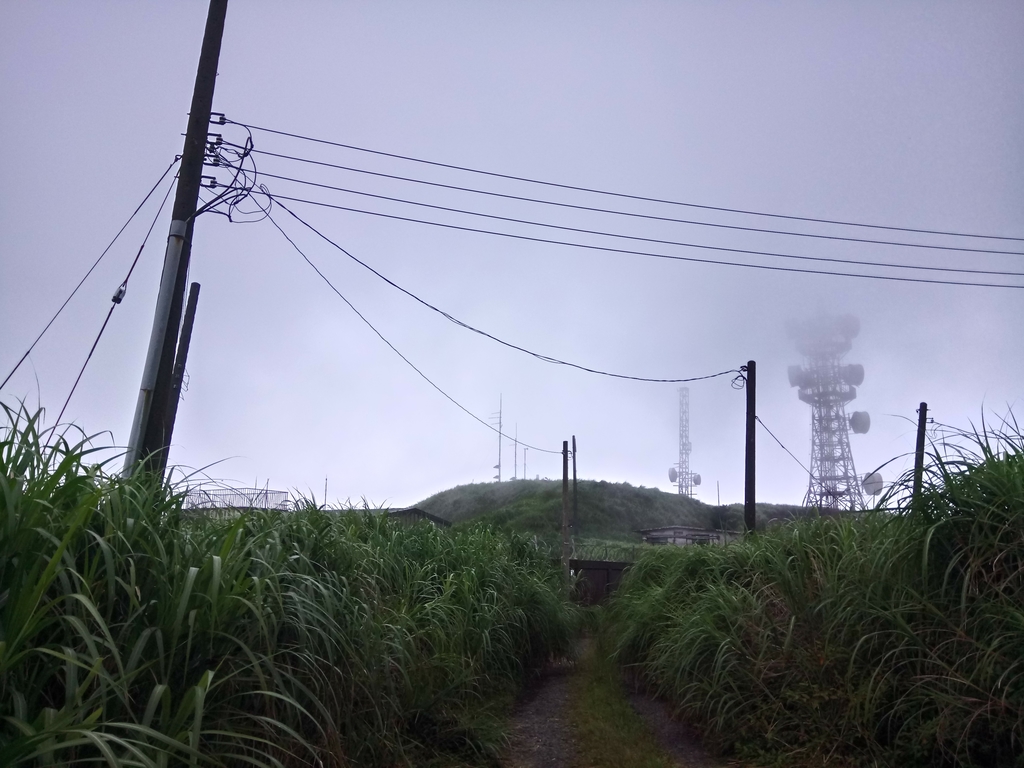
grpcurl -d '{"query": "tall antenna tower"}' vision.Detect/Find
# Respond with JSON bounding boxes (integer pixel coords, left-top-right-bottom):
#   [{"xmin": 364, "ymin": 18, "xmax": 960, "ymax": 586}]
[
  {"xmin": 667, "ymin": 387, "xmax": 700, "ymax": 495},
  {"xmin": 787, "ymin": 315, "xmax": 871, "ymax": 512}
]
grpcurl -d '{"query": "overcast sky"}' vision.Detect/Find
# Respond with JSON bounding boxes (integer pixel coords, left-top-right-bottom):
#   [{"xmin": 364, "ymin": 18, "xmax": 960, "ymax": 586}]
[{"xmin": 2, "ymin": 1, "xmax": 1022, "ymax": 509}]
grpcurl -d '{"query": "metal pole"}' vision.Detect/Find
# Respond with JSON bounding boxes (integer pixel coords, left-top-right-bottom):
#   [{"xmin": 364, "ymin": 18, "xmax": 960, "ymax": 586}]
[
  {"xmin": 571, "ymin": 435, "xmax": 578, "ymax": 536},
  {"xmin": 744, "ymin": 360, "xmax": 756, "ymax": 533},
  {"xmin": 155, "ymin": 282, "xmax": 201, "ymax": 476},
  {"xmin": 912, "ymin": 402, "xmax": 928, "ymax": 507},
  {"xmin": 125, "ymin": 0, "xmax": 228, "ymax": 475},
  {"xmin": 561, "ymin": 440, "xmax": 571, "ymax": 585},
  {"xmin": 124, "ymin": 224, "xmax": 186, "ymax": 471}
]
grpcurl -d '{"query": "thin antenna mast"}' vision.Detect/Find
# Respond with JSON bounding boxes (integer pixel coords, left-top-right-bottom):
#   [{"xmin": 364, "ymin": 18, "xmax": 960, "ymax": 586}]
[
  {"xmin": 514, "ymin": 423, "xmax": 518, "ymax": 479},
  {"xmin": 491, "ymin": 394, "xmax": 502, "ymax": 481}
]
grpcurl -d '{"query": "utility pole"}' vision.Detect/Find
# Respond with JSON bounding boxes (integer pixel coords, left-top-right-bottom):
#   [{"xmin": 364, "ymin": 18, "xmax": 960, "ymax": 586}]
[
  {"xmin": 571, "ymin": 435, "xmax": 578, "ymax": 536},
  {"xmin": 124, "ymin": 0, "xmax": 229, "ymax": 475},
  {"xmin": 744, "ymin": 360, "xmax": 756, "ymax": 533},
  {"xmin": 561, "ymin": 440, "xmax": 571, "ymax": 585},
  {"xmin": 155, "ymin": 282, "xmax": 201, "ymax": 476},
  {"xmin": 912, "ymin": 402, "xmax": 928, "ymax": 507}
]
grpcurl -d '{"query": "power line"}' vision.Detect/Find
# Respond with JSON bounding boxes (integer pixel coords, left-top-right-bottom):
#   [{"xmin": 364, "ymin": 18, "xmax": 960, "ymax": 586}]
[
  {"xmin": 54, "ymin": 304, "xmax": 118, "ymax": 427},
  {"xmin": 262, "ymin": 192, "xmax": 1024, "ymax": 290},
  {"xmin": 271, "ymin": 198, "xmax": 739, "ymax": 384},
  {"xmin": 225, "ymin": 119, "xmax": 1024, "ymax": 244},
  {"xmin": 1, "ymin": 157, "xmax": 181, "ymax": 391},
  {"xmin": 264, "ymin": 212, "xmax": 562, "ymax": 455},
  {"xmin": 756, "ymin": 415, "xmax": 811, "ymax": 477},
  {"xmin": 256, "ymin": 171, "xmax": 1024, "ymax": 278},
  {"xmin": 235, "ymin": 144, "xmax": 1024, "ymax": 257},
  {"xmin": 53, "ymin": 169, "xmax": 176, "ymax": 426}
]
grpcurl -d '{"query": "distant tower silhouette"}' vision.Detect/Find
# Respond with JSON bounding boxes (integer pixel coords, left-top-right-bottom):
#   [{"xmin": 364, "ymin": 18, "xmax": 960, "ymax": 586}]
[
  {"xmin": 668, "ymin": 387, "xmax": 700, "ymax": 496},
  {"xmin": 787, "ymin": 315, "xmax": 870, "ymax": 512},
  {"xmin": 491, "ymin": 395, "xmax": 502, "ymax": 481}
]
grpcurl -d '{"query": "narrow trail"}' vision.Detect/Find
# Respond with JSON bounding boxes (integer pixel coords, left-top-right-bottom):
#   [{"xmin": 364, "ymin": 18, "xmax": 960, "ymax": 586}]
[
  {"xmin": 502, "ymin": 640, "xmax": 729, "ymax": 768},
  {"xmin": 503, "ymin": 658, "xmax": 578, "ymax": 768},
  {"xmin": 626, "ymin": 692, "xmax": 730, "ymax": 768}
]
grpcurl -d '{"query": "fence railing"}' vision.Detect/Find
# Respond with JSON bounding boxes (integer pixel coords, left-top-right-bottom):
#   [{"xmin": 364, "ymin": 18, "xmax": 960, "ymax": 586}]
[
  {"xmin": 184, "ymin": 486, "xmax": 291, "ymax": 512},
  {"xmin": 571, "ymin": 542, "xmax": 645, "ymax": 563}
]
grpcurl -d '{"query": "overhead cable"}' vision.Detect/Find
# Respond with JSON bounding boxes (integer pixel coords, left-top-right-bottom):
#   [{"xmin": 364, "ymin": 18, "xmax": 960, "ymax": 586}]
[
  {"xmin": 53, "ymin": 305, "xmax": 119, "ymax": 428},
  {"xmin": 264, "ymin": 193, "xmax": 1024, "ymax": 290},
  {"xmin": 265, "ymin": 212, "xmax": 562, "ymax": 455},
  {"xmin": 225, "ymin": 119, "xmax": 1024, "ymax": 244},
  {"xmin": 53, "ymin": 169, "xmax": 176, "ymax": 426},
  {"xmin": 756, "ymin": 415, "xmax": 812, "ymax": 477},
  {"xmin": 271, "ymin": 198, "xmax": 739, "ymax": 384},
  {"xmin": 236, "ymin": 145, "xmax": 1024, "ymax": 257},
  {"xmin": 2, "ymin": 157, "xmax": 181, "ymax": 391},
  {"xmin": 257, "ymin": 171, "xmax": 1024, "ymax": 278}
]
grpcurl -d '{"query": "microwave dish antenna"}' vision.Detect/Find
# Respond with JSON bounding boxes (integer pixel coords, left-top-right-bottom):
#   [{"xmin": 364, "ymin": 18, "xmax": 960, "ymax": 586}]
[{"xmin": 862, "ymin": 472, "xmax": 884, "ymax": 496}]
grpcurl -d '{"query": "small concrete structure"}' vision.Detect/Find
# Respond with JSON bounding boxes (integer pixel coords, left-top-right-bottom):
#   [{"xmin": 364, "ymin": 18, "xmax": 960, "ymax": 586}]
[
  {"xmin": 637, "ymin": 525, "xmax": 740, "ymax": 546},
  {"xmin": 388, "ymin": 507, "xmax": 452, "ymax": 528},
  {"xmin": 570, "ymin": 559, "xmax": 631, "ymax": 605}
]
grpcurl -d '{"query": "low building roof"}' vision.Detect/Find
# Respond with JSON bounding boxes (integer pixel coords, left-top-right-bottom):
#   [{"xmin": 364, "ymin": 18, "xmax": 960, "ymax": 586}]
[{"xmin": 637, "ymin": 525, "xmax": 723, "ymax": 535}]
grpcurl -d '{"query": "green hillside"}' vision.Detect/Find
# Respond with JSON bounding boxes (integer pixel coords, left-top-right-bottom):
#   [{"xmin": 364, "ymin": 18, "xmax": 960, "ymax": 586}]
[{"xmin": 415, "ymin": 479, "xmax": 803, "ymax": 546}]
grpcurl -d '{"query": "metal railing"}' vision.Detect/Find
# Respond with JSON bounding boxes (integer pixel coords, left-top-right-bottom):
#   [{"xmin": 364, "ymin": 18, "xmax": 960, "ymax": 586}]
[
  {"xmin": 184, "ymin": 485, "xmax": 291, "ymax": 512},
  {"xmin": 571, "ymin": 541, "xmax": 644, "ymax": 563}
]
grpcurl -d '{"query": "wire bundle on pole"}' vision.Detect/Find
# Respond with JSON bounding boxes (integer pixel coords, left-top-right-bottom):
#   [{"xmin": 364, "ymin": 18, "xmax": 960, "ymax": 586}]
[{"xmin": 208, "ymin": 118, "xmax": 1024, "ymax": 291}]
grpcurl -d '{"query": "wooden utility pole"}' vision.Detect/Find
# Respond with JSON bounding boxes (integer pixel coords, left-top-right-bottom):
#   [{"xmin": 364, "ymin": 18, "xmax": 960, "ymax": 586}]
[
  {"xmin": 912, "ymin": 402, "xmax": 928, "ymax": 507},
  {"xmin": 561, "ymin": 440, "xmax": 571, "ymax": 584},
  {"xmin": 744, "ymin": 360, "xmax": 756, "ymax": 533},
  {"xmin": 155, "ymin": 282, "xmax": 201, "ymax": 476},
  {"xmin": 125, "ymin": 0, "xmax": 228, "ymax": 475}
]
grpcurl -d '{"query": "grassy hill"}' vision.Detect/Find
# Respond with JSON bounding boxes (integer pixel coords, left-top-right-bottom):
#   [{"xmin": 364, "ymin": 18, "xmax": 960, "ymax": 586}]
[{"xmin": 415, "ymin": 479, "xmax": 803, "ymax": 547}]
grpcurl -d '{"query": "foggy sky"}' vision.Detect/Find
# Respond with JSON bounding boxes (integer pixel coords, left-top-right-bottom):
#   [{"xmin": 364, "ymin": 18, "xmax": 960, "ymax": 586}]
[{"xmin": 2, "ymin": 1, "xmax": 1022, "ymax": 508}]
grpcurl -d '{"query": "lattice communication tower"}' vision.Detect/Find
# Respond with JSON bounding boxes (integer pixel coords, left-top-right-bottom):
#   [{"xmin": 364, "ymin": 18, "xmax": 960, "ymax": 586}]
[
  {"xmin": 787, "ymin": 315, "xmax": 871, "ymax": 512},
  {"xmin": 667, "ymin": 387, "xmax": 700, "ymax": 496}
]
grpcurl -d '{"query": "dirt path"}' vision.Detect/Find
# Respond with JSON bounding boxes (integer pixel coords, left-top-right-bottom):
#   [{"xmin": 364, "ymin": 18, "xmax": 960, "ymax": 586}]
[
  {"xmin": 502, "ymin": 643, "xmax": 728, "ymax": 768},
  {"xmin": 502, "ymin": 658, "xmax": 578, "ymax": 768},
  {"xmin": 626, "ymin": 692, "xmax": 731, "ymax": 768}
]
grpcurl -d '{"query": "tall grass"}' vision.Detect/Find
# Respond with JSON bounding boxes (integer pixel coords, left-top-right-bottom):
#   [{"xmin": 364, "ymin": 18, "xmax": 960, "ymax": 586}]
[
  {"xmin": 0, "ymin": 405, "xmax": 575, "ymax": 767},
  {"xmin": 610, "ymin": 422, "xmax": 1024, "ymax": 767}
]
